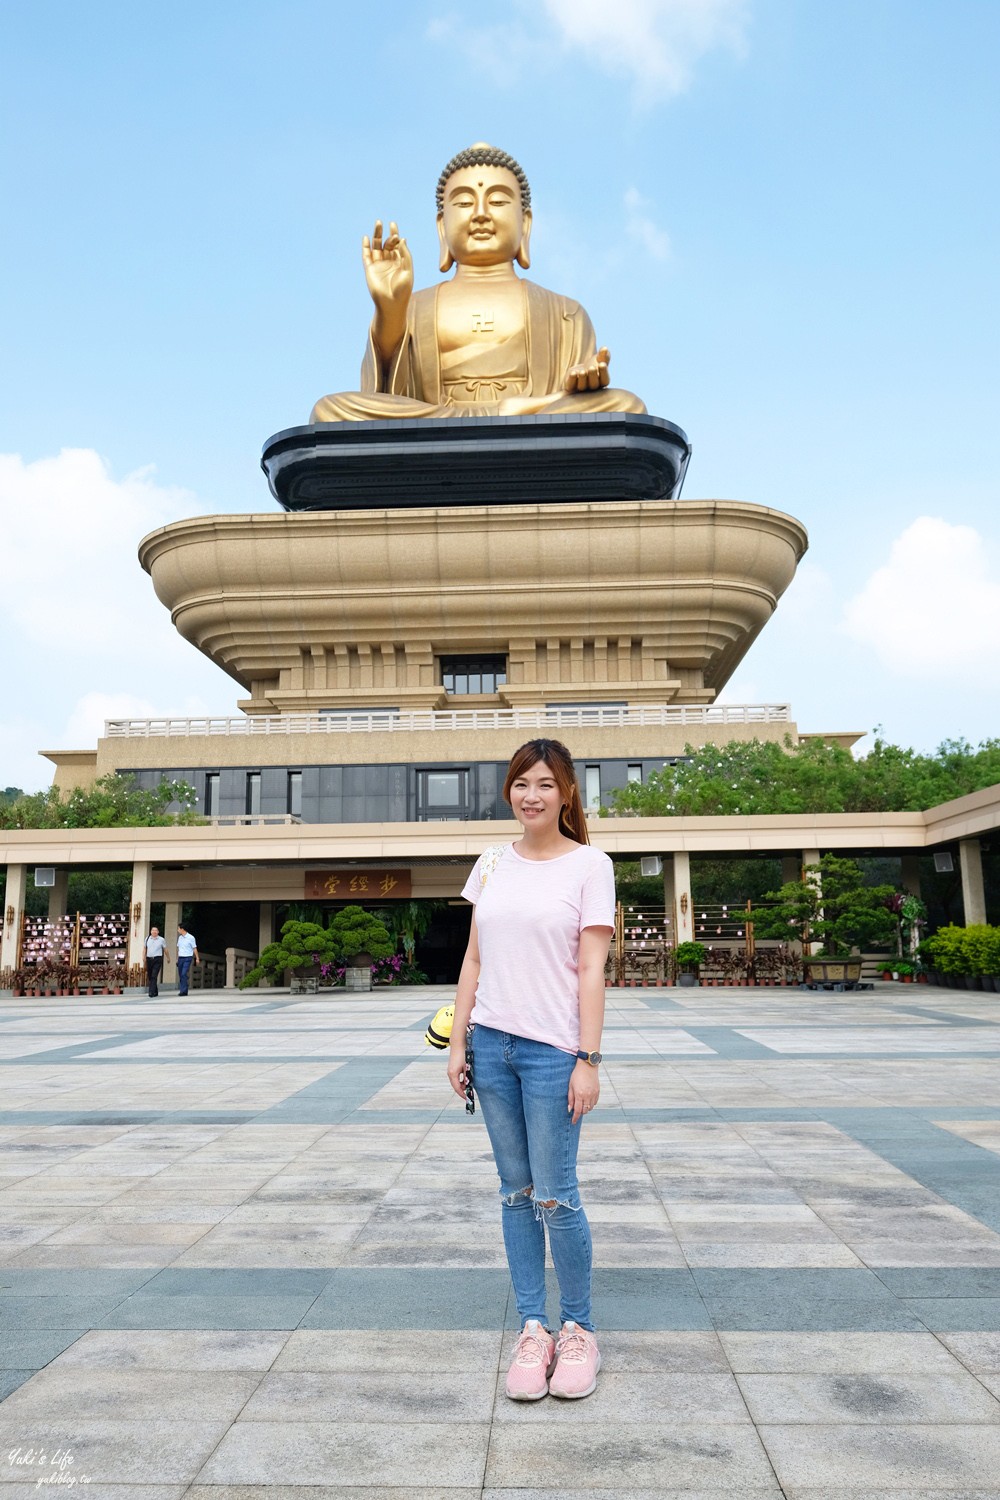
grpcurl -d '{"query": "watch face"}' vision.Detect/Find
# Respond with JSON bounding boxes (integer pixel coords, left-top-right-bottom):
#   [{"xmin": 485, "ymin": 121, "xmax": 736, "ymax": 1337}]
[{"xmin": 589, "ymin": 1051, "xmax": 602, "ymax": 1064}]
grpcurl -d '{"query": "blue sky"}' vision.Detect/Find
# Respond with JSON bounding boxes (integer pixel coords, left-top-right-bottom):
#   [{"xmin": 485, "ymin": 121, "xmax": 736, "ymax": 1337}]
[{"xmin": 2, "ymin": 0, "xmax": 998, "ymax": 790}]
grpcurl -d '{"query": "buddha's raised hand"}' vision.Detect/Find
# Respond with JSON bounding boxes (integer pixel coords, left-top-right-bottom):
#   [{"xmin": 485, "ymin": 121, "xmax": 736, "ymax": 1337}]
[
  {"xmin": 564, "ymin": 345, "xmax": 612, "ymax": 394},
  {"xmin": 362, "ymin": 220, "xmax": 414, "ymax": 313}
]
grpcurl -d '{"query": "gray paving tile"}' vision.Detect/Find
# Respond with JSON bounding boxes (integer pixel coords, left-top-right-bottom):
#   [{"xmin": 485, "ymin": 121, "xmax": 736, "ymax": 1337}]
[
  {"xmin": 494, "ymin": 1371, "xmax": 749, "ymax": 1423},
  {"xmin": 0, "ymin": 1296, "xmax": 128, "ymax": 1327},
  {"xmin": 908, "ymin": 1299, "xmax": 1000, "ymax": 1331},
  {"xmin": 0, "ymin": 1420, "xmax": 231, "ymax": 1483},
  {"xmin": 187, "ymin": 1490, "xmax": 481, "ymax": 1500},
  {"xmin": 719, "ymin": 1331, "xmax": 965, "ymax": 1373},
  {"xmin": 240, "ymin": 1369, "xmax": 493, "ymax": 1422},
  {"xmin": 0, "ymin": 1369, "xmax": 33, "ymax": 1400},
  {"xmin": 0, "ymin": 1488, "xmax": 190, "ymax": 1500},
  {"xmin": 0, "ymin": 1327, "xmax": 85, "ymax": 1368},
  {"xmin": 481, "ymin": 1493, "xmax": 784, "ymax": 1500},
  {"xmin": 97, "ymin": 1295, "xmax": 314, "ymax": 1329},
  {"xmin": 760, "ymin": 1424, "xmax": 1000, "ymax": 1488},
  {"xmin": 195, "ymin": 1421, "xmax": 490, "ymax": 1486},
  {"xmin": 778, "ymin": 1490, "xmax": 1000, "ymax": 1499},
  {"xmin": 709, "ymin": 1294, "xmax": 925, "ymax": 1332},
  {"xmin": 485, "ymin": 1423, "xmax": 777, "ymax": 1488},
  {"xmin": 738, "ymin": 1370, "xmax": 1000, "ymax": 1423},
  {"xmin": 138, "ymin": 1267, "xmax": 333, "ymax": 1297},
  {"xmin": 0, "ymin": 1366, "xmax": 262, "ymax": 1423},
  {"xmin": 0, "ymin": 1268, "xmax": 155, "ymax": 1296},
  {"xmin": 299, "ymin": 1268, "xmax": 511, "ymax": 1328},
  {"xmin": 939, "ymin": 1332, "xmax": 1000, "ymax": 1371},
  {"xmin": 272, "ymin": 1328, "xmax": 501, "ymax": 1372},
  {"xmin": 587, "ymin": 1330, "xmax": 730, "ymax": 1372},
  {"xmin": 49, "ymin": 1329, "xmax": 288, "ymax": 1370}
]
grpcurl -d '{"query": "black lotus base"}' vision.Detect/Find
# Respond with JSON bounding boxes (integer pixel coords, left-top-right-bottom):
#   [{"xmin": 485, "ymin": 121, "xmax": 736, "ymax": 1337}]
[{"xmin": 261, "ymin": 412, "xmax": 691, "ymax": 511}]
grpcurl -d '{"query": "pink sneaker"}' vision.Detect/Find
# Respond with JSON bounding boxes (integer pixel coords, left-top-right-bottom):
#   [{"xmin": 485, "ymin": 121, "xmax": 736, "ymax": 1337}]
[
  {"xmin": 505, "ymin": 1319, "xmax": 556, "ymax": 1401},
  {"xmin": 549, "ymin": 1321, "xmax": 601, "ymax": 1399}
]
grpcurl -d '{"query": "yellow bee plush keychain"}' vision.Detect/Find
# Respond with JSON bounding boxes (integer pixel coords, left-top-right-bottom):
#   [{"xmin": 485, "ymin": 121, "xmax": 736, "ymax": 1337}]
[{"xmin": 424, "ymin": 1004, "xmax": 454, "ymax": 1050}]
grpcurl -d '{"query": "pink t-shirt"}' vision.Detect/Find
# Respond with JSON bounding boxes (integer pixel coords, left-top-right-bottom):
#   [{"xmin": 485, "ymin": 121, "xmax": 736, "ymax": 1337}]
[{"xmin": 461, "ymin": 841, "xmax": 616, "ymax": 1054}]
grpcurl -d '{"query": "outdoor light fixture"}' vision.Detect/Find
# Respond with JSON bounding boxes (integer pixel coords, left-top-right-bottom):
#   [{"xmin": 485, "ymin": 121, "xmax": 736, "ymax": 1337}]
[
  {"xmin": 132, "ymin": 902, "xmax": 142, "ymax": 930},
  {"xmin": 5, "ymin": 906, "xmax": 14, "ymax": 927},
  {"xmin": 680, "ymin": 893, "xmax": 689, "ymax": 916}
]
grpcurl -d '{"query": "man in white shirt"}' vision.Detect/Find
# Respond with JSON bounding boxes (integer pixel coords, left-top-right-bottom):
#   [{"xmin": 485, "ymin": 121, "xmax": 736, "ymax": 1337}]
[
  {"xmin": 145, "ymin": 927, "xmax": 168, "ymax": 997},
  {"xmin": 176, "ymin": 925, "xmax": 200, "ymax": 996}
]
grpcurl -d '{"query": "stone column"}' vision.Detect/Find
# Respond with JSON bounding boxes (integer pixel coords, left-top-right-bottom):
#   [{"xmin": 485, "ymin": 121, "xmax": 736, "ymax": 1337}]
[
  {"xmin": 163, "ymin": 901, "xmax": 181, "ymax": 984},
  {"xmin": 959, "ymin": 838, "xmax": 987, "ymax": 926},
  {"xmin": 661, "ymin": 858, "xmax": 676, "ymax": 946},
  {"xmin": 802, "ymin": 849, "xmax": 822, "ymax": 954},
  {"xmin": 673, "ymin": 852, "xmax": 693, "ymax": 944},
  {"xmin": 1, "ymin": 864, "xmax": 27, "ymax": 976},
  {"xmin": 127, "ymin": 862, "xmax": 153, "ymax": 979},
  {"xmin": 47, "ymin": 870, "xmax": 69, "ymax": 922},
  {"xmin": 258, "ymin": 902, "xmax": 274, "ymax": 955}
]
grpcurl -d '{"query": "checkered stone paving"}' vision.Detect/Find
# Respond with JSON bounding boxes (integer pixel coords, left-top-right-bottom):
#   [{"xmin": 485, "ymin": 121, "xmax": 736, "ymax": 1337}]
[{"xmin": 2, "ymin": 982, "xmax": 1000, "ymax": 1495}]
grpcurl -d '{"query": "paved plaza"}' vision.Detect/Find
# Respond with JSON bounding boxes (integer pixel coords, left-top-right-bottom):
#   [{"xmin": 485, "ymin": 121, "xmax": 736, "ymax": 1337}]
[{"xmin": 2, "ymin": 983, "xmax": 1000, "ymax": 1496}]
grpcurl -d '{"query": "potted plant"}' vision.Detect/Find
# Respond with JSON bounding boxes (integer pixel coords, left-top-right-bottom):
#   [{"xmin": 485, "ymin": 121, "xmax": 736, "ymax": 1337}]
[
  {"xmin": 239, "ymin": 907, "xmax": 394, "ymax": 993},
  {"xmin": 674, "ymin": 941, "xmax": 707, "ymax": 987},
  {"xmin": 328, "ymin": 906, "xmax": 395, "ymax": 992},
  {"xmin": 893, "ymin": 959, "xmax": 915, "ymax": 983},
  {"xmin": 754, "ymin": 855, "xmax": 896, "ymax": 987}
]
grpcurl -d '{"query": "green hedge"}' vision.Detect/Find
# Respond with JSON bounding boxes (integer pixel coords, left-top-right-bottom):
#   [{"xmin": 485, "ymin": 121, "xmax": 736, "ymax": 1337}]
[{"xmin": 920, "ymin": 924, "xmax": 1000, "ymax": 976}]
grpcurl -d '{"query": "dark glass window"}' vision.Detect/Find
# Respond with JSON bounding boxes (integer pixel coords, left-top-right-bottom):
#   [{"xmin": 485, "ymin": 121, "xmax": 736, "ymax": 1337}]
[
  {"xmin": 441, "ymin": 655, "xmax": 507, "ymax": 695},
  {"xmin": 204, "ymin": 773, "xmax": 220, "ymax": 816},
  {"xmin": 287, "ymin": 771, "xmax": 302, "ymax": 817},
  {"xmin": 246, "ymin": 772, "xmax": 261, "ymax": 816},
  {"xmin": 627, "ymin": 764, "xmax": 643, "ymax": 783},
  {"xmin": 417, "ymin": 768, "xmax": 470, "ymax": 821}
]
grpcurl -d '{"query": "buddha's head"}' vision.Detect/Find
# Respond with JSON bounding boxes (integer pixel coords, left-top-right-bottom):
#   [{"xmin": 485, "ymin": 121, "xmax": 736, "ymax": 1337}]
[{"xmin": 436, "ymin": 143, "xmax": 532, "ymax": 272}]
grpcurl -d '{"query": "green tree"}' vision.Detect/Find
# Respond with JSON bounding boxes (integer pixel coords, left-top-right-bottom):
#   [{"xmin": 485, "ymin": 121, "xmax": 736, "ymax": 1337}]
[
  {"xmin": 753, "ymin": 855, "xmax": 897, "ymax": 957},
  {"xmin": 0, "ymin": 774, "xmax": 200, "ymax": 830},
  {"xmin": 240, "ymin": 907, "xmax": 394, "ymax": 988},
  {"xmin": 376, "ymin": 899, "xmax": 446, "ymax": 961},
  {"xmin": 605, "ymin": 734, "xmax": 1000, "ymax": 819}
]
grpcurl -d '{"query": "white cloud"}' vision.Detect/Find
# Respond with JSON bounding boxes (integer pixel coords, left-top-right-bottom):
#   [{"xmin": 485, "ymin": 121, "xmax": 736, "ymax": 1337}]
[
  {"xmin": 624, "ymin": 187, "xmax": 671, "ymax": 261},
  {"xmin": 542, "ymin": 0, "xmax": 748, "ymax": 102},
  {"xmin": 0, "ymin": 449, "xmax": 198, "ymax": 650},
  {"xmin": 0, "ymin": 450, "xmax": 231, "ymax": 790},
  {"xmin": 429, "ymin": 0, "xmax": 748, "ymax": 104},
  {"xmin": 841, "ymin": 516, "xmax": 1000, "ymax": 684}
]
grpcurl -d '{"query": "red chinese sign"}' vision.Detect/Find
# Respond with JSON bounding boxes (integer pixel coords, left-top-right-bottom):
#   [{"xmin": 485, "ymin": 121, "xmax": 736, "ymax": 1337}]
[{"xmin": 304, "ymin": 870, "xmax": 412, "ymax": 900}]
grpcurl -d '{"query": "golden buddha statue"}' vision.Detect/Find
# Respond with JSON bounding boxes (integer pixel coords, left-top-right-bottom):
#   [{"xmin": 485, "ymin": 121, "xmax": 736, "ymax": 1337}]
[{"xmin": 310, "ymin": 144, "xmax": 646, "ymax": 422}]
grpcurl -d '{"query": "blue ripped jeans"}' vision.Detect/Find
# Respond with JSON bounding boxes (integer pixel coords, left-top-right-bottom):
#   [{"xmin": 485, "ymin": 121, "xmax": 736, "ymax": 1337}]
[{"xmin": 471, "ymin": 1024, "xmax": 593, "ymax": 1332}]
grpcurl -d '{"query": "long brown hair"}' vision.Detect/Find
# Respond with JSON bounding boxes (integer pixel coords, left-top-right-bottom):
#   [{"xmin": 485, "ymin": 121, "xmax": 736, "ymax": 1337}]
[{"xmin": 502, "ymin": 739, "xmax": 589, "ymax": 845}]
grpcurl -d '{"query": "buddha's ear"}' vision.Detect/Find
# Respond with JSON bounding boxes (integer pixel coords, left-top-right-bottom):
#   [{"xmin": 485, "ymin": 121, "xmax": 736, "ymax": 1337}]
[
  {"xmin": 437, "ymin": 214, "xmax": 454, "ymax": 274},
  {"xmin": 516, "ymin": 209, "xmax": 532, "ymax": 270}
]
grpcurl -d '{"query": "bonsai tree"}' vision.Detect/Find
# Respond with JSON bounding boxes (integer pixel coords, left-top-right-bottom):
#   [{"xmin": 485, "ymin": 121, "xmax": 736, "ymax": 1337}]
[
  {"xmin": 674, "ymin": 941, "xmax": 707, "ymax": 972},
  {"xmin": 327, "ymin": 906, "xmax": 394, "ymax": 965},
  {"xmin": 240, "ymin": 907, "xmax": 395, "ymax": 987},
  {"xmin": 240, "ymin": 920, "xmax": 340, "ymax": 987},
  {"xmin": 754, "ymin": 855, "xmax": 896, "ymax": 958}
]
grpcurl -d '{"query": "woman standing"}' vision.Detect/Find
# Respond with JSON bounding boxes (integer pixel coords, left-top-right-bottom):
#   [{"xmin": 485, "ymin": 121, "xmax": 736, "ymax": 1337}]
[{"xmin": 447, "ymin": 739, "xmax": 615, "ymax": 1400}]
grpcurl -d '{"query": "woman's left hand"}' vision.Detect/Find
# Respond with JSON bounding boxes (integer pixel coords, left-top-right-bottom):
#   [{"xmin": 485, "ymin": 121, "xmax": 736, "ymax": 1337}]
[{"xmin": 568, "ymin": 1060, "xmax": 600, "ymax": 1124}]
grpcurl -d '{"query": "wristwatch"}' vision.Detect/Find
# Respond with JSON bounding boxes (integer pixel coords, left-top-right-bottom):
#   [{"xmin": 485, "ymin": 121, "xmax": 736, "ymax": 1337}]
[{"xmin": 576, "ymin": 1049, "xmax": 602, "ymax": 1065}]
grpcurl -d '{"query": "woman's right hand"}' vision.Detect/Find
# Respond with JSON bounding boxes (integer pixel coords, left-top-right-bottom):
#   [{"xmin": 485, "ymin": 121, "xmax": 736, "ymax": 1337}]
[{"xmin": 447, "ymin": 1046, "xmax": 468, "ymax": 1100}]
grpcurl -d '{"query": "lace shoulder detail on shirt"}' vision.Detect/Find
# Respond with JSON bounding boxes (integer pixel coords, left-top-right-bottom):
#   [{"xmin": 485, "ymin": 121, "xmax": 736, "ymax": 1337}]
[{"xmin": 478, "ymin": 842, "xmax": 510, "ymax": 887}]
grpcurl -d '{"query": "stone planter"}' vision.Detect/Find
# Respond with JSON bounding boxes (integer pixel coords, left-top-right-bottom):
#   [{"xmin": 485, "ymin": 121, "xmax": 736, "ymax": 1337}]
[
  {"xmin": 802, "ymin": 957, "xmax": 863, "ymax": 985},
  {"xmin": 677, "ymin": 972, "xmax": 699, "ymax": 987},
  {"xmin": 345, "ymin": 952, "xmax": 374, "ymax": 993}
]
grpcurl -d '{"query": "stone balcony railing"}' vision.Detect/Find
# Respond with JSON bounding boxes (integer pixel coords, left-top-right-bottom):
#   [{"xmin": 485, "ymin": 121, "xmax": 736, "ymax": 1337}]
[{"xmin": 104, "ymin": 704, "xmax": 792, "ymax": 739}]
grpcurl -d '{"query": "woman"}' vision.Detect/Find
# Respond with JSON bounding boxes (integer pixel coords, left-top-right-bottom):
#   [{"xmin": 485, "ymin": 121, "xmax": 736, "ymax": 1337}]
[{"xmin": 447, "ymin": 738, "xmax": 615, "ymax": 1400}]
